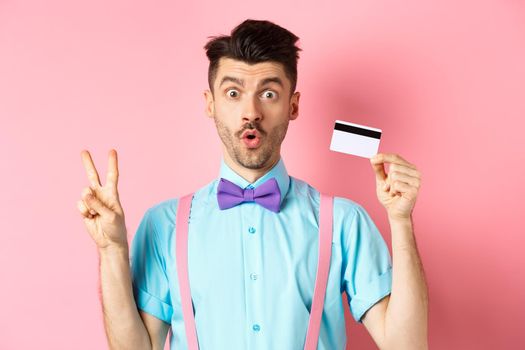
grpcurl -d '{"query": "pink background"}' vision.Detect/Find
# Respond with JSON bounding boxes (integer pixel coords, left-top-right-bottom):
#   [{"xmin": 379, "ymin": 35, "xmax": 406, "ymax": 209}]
[{"xmin": 1, "ymin": 0, "xmax": 524, "ymax": 349}]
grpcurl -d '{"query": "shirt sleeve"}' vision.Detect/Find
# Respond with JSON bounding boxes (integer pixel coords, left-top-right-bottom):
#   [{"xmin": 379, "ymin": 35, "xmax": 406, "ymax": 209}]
[
  {"xmin": 129, "ymin": 207, "xmax": 173, "ymax": 324},
  {"xmin": 341, "ymin": 202, "xmax": 393, "ymax": 323}
]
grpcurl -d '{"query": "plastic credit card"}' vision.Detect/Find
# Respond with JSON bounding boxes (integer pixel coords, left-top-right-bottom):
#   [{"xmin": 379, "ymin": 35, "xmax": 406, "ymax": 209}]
[{"xmin": 329, "ymin": 120, "xmax": 382, "ymax": 158}]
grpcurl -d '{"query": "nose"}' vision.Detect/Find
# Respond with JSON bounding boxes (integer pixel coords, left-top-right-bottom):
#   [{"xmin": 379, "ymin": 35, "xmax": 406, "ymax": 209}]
[{"xmin": 242, "ymin": 95, "xmax": 262, "ymax": 123}]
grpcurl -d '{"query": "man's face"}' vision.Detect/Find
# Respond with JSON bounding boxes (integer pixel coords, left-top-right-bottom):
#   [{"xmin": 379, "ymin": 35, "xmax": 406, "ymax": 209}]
[{"xmin": 204, "ymin": 57, "xmax": 300, "ymax": 170}]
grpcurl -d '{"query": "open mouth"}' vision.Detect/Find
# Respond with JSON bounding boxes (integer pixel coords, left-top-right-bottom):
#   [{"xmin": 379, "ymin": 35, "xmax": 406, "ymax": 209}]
[{"xmin": 242, "ymin": 131, "xmax": 261, "ymax": 148}]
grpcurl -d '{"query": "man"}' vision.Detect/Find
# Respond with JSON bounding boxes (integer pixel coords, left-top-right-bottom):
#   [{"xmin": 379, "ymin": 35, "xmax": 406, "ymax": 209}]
[{"xmin": 78, "ymin": 19, "xmax": 428, "ymax": 350}]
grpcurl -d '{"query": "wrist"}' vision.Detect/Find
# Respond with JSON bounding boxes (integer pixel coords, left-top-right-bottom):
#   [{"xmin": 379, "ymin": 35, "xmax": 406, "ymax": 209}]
[
  {"xmin": 387, "ymin": 213, "xmax": 413, "ymax": 226},
  {"xmin": 98, "ymin": 243, "xmax": 129, "ymax": 258}
]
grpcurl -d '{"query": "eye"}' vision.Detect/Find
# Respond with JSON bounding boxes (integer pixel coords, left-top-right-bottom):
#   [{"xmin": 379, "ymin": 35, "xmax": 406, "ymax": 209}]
[
  {"xmin": 261, "ymin": 90, "xmax": 277, "ymax": 99},
  {"xmin": 226, "ymin": 89, "xmax": 239, "ymax": 98}
]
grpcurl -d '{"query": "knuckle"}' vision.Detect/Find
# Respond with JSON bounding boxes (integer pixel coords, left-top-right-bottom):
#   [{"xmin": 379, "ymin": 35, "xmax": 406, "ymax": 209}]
[
  {"xmin": 77, "ymin": 203, "xmax": 90, "ymax": 216},
  {"xmin": 77, "ymin": 205, "xmax": 85, "ymax": 214}
]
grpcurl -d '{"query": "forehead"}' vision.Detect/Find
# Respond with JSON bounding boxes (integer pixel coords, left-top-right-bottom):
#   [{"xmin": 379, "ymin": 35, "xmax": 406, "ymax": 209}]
[{"xmin": 214, "ymin": 57, "xmax": 289, "ymax": 87}]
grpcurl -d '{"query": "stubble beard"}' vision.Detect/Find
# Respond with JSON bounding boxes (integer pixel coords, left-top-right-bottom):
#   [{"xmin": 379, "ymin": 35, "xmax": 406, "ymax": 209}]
[{"xmin": 214, "ymin": 116, "xmax": 289, "ymax": 170}]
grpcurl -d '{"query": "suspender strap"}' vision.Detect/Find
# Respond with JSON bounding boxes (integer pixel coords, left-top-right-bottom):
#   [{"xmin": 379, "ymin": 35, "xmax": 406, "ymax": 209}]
[
  {"xmin": 175, "ymin": 192, "xmax": 334, "ymax": 350},
  {"xmin": 304, "ymin": 193, "xmax": 334, "ymax": 350},
  {"xmin": 176, "ymin": 193, "xmax": 200, "ymax": 350}
]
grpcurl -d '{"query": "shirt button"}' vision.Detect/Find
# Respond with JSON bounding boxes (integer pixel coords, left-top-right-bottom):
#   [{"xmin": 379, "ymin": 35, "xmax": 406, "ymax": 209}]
[
  {"xmin": 250, "ymin": 273, "xmax": 258, "ymax": 280},
  {"xmin": 252, "ymin": 324, "xmax": 261, "ymax": 332},
  {"xmin": 248, "ymin": 227, "xmax": 256, "ymax": 234}
]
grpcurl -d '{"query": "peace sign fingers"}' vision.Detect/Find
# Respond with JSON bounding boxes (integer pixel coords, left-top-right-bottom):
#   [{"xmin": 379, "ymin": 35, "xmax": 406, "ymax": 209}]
[
  {"xmin": 106, "ymin": 149, "xmax": 119, "ymax": 191},
  {"xmin": 81, "ymin": 150, "xmax": 102, "ymax": 189},
  {"xmin": 78, "ymin": 150, "xmax": 127, "ymax": 250}
]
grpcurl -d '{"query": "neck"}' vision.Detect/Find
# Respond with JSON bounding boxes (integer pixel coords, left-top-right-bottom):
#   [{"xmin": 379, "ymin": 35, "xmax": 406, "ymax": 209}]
[{"xmin": 223, "ymin": 152, "xmax": 280, "ymax": 184}]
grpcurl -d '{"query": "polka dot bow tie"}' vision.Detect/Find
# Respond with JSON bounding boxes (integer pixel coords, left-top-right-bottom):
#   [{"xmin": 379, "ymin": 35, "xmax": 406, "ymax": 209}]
[{"xmin": 216, "ymin": 177, "xmax": 281, "ymax": 213}]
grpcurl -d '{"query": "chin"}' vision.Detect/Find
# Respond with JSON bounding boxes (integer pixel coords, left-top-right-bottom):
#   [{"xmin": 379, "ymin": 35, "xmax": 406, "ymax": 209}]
[{"xmin": 242, "ymin": 153, "xmax": 276, "ymax": 170}]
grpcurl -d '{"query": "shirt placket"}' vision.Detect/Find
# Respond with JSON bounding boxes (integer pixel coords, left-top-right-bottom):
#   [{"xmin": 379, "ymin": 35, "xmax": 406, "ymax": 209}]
[{"xmin": 241, "ymin": 184, "xmax": 264, "ymax": 349}]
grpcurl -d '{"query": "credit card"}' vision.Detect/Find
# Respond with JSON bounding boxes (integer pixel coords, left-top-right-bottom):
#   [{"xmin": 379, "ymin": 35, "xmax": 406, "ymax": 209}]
[{"xmin": 329, "ymin": 120, "xmax": 382, "ymax": 158}]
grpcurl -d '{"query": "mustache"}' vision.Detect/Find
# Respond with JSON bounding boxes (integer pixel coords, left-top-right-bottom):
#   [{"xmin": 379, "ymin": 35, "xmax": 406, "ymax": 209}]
[{"xmin": 237, "ymin": 122, "xmax": 266, "ymax": 137}]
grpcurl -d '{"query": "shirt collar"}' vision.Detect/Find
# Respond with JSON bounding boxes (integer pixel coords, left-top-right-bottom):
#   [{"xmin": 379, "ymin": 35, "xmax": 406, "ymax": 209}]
[{"xmin": 216, "ymin": 156, "xmax": 291, "ymax": 206}]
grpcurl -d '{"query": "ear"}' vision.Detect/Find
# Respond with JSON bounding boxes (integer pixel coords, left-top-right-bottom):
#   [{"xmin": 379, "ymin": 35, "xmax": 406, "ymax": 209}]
[
  {"xmin": 289, "ymin": 91, "xmax": 300, "ymax": 121},
  {"xmin": 204, "ymin": 89, "xmax": 215, "ymax": 118}
]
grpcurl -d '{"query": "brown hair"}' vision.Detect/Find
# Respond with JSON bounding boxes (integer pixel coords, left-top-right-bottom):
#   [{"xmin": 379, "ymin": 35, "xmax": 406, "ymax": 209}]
[{"xmin": 204, "ymin": 19, "xmax": 302, "ymax": 95}]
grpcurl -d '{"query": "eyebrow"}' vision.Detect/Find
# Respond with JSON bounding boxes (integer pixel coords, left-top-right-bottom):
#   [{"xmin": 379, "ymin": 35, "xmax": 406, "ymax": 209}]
[{"xmin": 218, "ymin": 76, "xmax": 284, "ymax": 89}]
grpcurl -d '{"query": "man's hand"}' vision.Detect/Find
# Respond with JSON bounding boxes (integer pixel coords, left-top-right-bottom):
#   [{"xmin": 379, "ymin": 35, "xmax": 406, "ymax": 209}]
[
  {"xmin": 370, "ymin": 153, "xmax": 428, "ymax": 349},
  {"xmin": 370, "ymin": 153, "xmax": 422, "ymax": 221},
  {"xmin": 77, "ymin": 149, "xmax": 128, "ymax": 250}
]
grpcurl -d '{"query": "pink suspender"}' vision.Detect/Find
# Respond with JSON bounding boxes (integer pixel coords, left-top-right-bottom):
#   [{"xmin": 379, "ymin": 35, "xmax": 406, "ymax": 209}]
[
  {"xmin": 304, "ymin": 193, "xmax": 334, "ymax": 350},
  {"xmin": 175, "ymin": 193, "xmax": 333, "ymax": 350},
  {"xmin": 175, "ymin": 193, "xmax": 199, "ymax": 350}
]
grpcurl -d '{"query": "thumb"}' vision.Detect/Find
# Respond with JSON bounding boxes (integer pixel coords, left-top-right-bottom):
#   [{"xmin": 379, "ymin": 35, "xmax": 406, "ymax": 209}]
[
  {"xmin": 85, "ymin": 193, "xmax": 113, "ymax": 217},
  {"xmin": 370, "ymin": 157, "xmax": 387, "ymax": 183}
]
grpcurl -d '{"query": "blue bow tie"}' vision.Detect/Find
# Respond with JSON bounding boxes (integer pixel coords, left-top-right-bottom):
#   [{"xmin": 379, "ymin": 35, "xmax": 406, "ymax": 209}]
[{"xmin": 217, "ymin": 177, "xmax": 281, "ymax": 213}]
